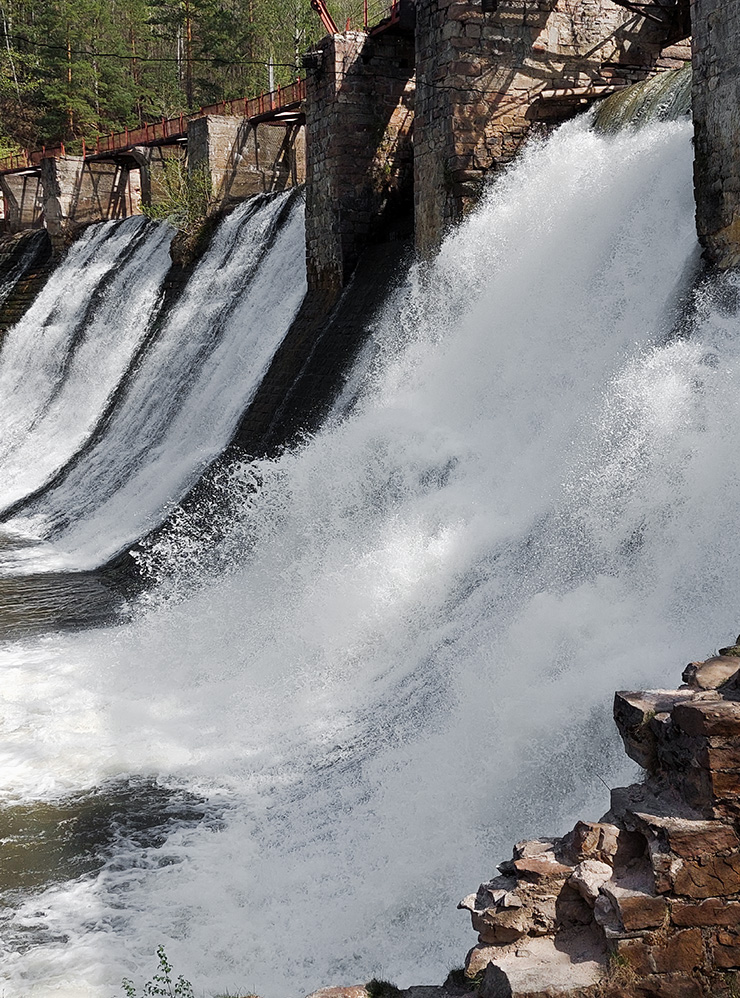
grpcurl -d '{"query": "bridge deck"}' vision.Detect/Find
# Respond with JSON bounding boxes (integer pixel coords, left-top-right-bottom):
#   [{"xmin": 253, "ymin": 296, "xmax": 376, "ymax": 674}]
[{"xmin": 0, "ymin": 79, "xmax": 306, "ymax": 176}]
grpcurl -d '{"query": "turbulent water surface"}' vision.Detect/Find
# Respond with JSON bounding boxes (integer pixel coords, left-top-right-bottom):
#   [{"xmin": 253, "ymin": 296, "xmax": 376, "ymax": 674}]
[
  {"xmin": 0, "ymin": 190, "xmax": 306, "ymax": 575},
  {"xmin": 1, "ymin": 118, "xmax": 737, "ymax": 997}
]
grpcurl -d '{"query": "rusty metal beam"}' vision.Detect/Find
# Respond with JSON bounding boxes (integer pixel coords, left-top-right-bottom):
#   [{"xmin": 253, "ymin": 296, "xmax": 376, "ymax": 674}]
[{"xmin": 309, "ymin": 0, "xmax": 339, "ymax": 34}]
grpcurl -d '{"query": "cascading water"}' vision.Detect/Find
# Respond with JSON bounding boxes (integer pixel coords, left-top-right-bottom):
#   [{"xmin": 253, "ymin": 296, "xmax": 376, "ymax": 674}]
[
  {"xmin": 593, "ymin": 63, "xmax": 692, "ymax": 132},
  {"xmin": 0, "ymin": 229, "xmax": 50, "ymax": 311},
  {"xmin": 0, "ymin": 190, "xmax": 306, "ymax": 573},
  {"xmin": 0, "ymin": 217, "xmax": 174, "ymax": 515},
  {"xmin": 0, "ymin": 115, "xmax": 734, "ymax": 998}
]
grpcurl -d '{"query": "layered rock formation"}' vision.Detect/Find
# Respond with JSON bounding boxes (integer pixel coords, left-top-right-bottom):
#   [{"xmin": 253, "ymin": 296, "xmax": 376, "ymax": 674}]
[
  {"xmin": 305, "ymin": 643, "xmax": 740, "ymax": 998},
  {"xmin": 459, "ymin": 644, "xmax": 740, "ymax": 996}
]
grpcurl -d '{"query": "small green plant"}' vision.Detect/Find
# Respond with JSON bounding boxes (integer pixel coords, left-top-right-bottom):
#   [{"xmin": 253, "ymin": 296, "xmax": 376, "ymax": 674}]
[
  {"xmin": 365, "ymin": 979, "xmax": 402, "ymax": 998},
  {"xmin": 444, "ymin": 967, "xmax": 486, "ymax": 991},
  {"xmin": 605, "ymin": 950, "xmax": 636, "ymax": 987},
  {"xmin": 121, "ymin": 945, "xmax": 195, "ymax": 998},
  {"xmin": 142, "ymin": 159, "xmax": 214, "ymax": 235}
]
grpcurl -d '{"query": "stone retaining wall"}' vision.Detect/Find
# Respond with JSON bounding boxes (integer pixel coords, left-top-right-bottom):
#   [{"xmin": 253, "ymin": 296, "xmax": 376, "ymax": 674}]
[
  {"xmin": 188, "ymin": 116, "xmax": 305, "ymax": 208},
  {"xmin": 691, "ymin": 0, "xmax": 740, "ymax": 269},
  {"xmin": 457, "ymin": 647, "xmax": 740, "ymax": 996},
  {"xmin": 415, "ymin": 0, "xmax": 691, "ymax": 255},
  {"xmin": 303, "ymin": 30, "xmax": 415, "ymax": 295}
]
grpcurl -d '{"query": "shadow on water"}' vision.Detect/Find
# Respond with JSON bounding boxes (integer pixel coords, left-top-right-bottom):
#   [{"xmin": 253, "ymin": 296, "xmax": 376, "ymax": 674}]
[
  {"xmin": 0, "ymin": 778, "xmax": 209, "ymax": 894},
  {"xmin": 0, "ymin": 777, "xmax": 213, "ymax": 950},
  {"xmin": 0, "ymin": 550, "xmax": 146, "ymax": 641}
]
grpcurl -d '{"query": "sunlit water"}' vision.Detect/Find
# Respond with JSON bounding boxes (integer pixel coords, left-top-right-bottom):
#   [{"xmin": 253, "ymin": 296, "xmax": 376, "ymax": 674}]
[
  {"xmin": 1, "ymin": 117, "xmax": 737, "ymax": 998},
  {"xmin": 0, "ymin": 191, "xmax": 306, "ymax": 575}
]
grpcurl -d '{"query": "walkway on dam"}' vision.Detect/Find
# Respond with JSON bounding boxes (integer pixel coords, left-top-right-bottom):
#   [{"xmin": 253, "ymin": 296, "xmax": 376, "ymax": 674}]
[{"xmin": 0, "ymin": 79, "xmax": 306, "ymax": 176}]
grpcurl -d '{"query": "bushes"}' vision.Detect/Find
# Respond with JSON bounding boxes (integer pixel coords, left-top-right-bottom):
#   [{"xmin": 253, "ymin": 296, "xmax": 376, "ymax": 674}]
[{"xmin": 143, "ymin": 159, "xmax": 214, "ymax": 235}]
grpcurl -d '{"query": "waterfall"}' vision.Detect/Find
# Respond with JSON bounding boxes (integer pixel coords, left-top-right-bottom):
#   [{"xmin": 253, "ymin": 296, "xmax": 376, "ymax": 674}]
[
  {"xmin": 0, "ymin": 190, "xmax": 306, "ymax": 574},
  {"xmin": 0, "ymin": 217, "xmax": 174, "ymax": 516},
  {"xmin": 0, "ymin": 229, "xmax": 50, "ymax": 311},
  {"xmin": 0, "ymin": 117, "xmax": 733, "ymax": 998},
  {"xmin": 593, "ymin": 64, "xmax": 692, "ymax": 133}
]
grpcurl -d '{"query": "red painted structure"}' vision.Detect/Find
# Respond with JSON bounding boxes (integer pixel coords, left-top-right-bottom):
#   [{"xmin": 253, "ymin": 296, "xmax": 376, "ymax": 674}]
[
  {"xmin": 310, "ymin": 0, "xmax": 402, "ymax": 34},
  {"xmin": 0, "ymin": 79, "xmax": 306, "ymax": 175}
]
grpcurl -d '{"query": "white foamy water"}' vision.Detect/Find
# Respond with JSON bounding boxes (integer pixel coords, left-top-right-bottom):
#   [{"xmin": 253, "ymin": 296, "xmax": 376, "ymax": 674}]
[
  {"xmin": 0, "ymin": 191, "xmax": 306, "ymax": 573},
  {"xmin": 0, "ymin": 118, "xmax": 735, "ymax": 998},
  {"xmin": 0, "ymin": 217, "xmax": 174, "ymax": 514}
]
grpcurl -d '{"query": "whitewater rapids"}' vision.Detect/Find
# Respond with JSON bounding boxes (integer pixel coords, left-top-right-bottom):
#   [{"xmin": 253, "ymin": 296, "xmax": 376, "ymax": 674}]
[{"xmin": 0, "ymin": 117, "xmax": 735, "ymax": 997}]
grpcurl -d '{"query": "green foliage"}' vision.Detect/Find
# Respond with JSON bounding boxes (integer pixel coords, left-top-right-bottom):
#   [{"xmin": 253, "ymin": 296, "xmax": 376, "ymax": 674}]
[
  {"xmin": 142, "ymin": 158, "xmax": 213, "ymax": 232},
  {"xmin": 443, "ymin": 968, "xmax": 485, "ymax": 992},
  {"xmin": 365, "ymin": 980, "xmax": 402, "ymax": 998},
  {"xmin": 121, "ymin": 945, "xmax": 195, "ymax": 998},
  {"xmin": 0, "ymin": 0, "xmax": 328, "ymax": 154}
]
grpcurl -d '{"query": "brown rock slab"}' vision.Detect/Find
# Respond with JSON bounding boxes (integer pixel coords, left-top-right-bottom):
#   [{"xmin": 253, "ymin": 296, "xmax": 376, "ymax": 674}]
[
  {"xmin": 637, "ymin": 815, "xmax": 740, "ymax": 860},
  {"xmin": 511, "ymin": 856, "xmax": 572, "ymax": 879},
  {"xmin": 712, "ymin": 929, "xmax": 740, "ymax": 969},
  {"xmin": 682, "ymin": 656, "xmax": 740, "ymax": 690},
  {"xmin": 650, "ymin": 927, "xmax": 704, "ymax": 974},
  {"xmin": 673, "ymin": 700, "xmax": 740, "ymax": 738},
  {"xmin": 611, "ymin": 936, "xmax": 654, "ymax": 976},
  {"xmin": 672, "ymin": 851, "xmax": 740, "ymax": 899},
  {"xmin": 601, "ymin": 883, "xmax": 668, "ymax": 931},
  {"xmin": 672, "ymin": 897, "xmax": 740, "ymax": 926},
  {"xmin": 703, "ymin": 741, "xmax": 740, "ymax": 770}
]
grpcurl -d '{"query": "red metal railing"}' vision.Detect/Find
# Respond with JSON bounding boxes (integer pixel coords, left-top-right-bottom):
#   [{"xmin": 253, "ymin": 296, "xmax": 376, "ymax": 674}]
[
  {"xmin": 0, "ymin": 78, "xmax": 306, "ymax": 174},
  {"xmin": 309, "ymin": 0, "xmax": 400, "ymax": 33},
  {"xmin": 363, "ymin": 0, "xmax": 400, "ymax": 30},
  {"xmin": 310, "ymin": 0, "xmax": 339, "ymax": 33}
]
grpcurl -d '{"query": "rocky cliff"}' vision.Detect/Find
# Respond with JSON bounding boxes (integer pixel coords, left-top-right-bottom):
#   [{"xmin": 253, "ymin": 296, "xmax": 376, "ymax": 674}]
[{"xmin": 308, "ymin": 642, "xmax": 740, "ymax": 998}]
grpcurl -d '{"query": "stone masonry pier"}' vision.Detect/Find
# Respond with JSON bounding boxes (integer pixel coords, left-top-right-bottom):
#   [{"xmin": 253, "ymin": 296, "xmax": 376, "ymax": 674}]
[
  {"xmin": 691, "ymin": 0, "xmax": 740, "ymax": 269},
  {"xmin": 303, "ymin": 29, "xmax": 414, "ymax": 295},
  {"xmin": 302, "ymin": 0, "xmax": 691, "ymax": 297}
]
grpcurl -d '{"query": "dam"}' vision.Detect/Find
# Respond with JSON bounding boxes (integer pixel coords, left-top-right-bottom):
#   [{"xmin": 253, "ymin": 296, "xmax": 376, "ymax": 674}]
[{"xmin": 0, "ymin": 0, "xmax": 739, "ymax": 996}]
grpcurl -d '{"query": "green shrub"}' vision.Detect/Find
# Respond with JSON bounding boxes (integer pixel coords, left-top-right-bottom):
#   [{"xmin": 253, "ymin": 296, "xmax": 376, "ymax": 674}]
[
  {"xmin": 121, "ymin": 945, "xmax": 195, "ymax": 998},
  {"xmin": 365, "ymin": 979, "xmax": 402, "ymax": 998},
  {"xmin": 143, "ymin": 159, "xmax": 214, "ymax": 235}
]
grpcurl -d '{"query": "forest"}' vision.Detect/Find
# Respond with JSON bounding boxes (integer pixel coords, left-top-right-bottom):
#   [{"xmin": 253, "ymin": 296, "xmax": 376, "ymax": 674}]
[{"xmin": 0, "ymin": 0, "xmax": 368, "ymax": 156}]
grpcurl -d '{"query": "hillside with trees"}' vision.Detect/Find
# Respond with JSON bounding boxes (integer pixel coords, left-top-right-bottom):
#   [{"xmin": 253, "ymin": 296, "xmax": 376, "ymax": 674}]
[{"xmin": 0, "ymin": 0, "xmax": 363, "ymax": 156}]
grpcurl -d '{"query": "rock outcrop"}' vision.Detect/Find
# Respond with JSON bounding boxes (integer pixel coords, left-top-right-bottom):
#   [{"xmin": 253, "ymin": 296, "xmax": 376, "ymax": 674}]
[
  {"xmin": 460, "ymin": 644, "xmax": 740, "ymax": 997},
  {"xmin": 305, "ymin": 641, "xmax": 740, "ymax": 998}
]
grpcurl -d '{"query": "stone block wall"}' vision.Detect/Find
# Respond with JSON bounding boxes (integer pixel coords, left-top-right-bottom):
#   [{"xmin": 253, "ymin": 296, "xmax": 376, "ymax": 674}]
[
  {"xmin": 691, "ymin": 0, "xmax": 740, "ymax": 269},
  {"xmin": 415, "ymin": 0, "xmax": 691, "ymax": 255},
  {"xmin": 304, "ymin": 30, "xmax": 415, "ymax": 295},
  {"xmin": 0, "ymin": 172, "xmax": 44, "ymax": 232},
  {"xmin": 131, "ymin": 143, "xmax": 185, "ymax": 210},
  {"xmin": 40, "ymin": 156, "xmax": 139, "ymax": 250},
  {"xmin": 187, "ymin": 115, "xmax": 305, "ymax": 209}
]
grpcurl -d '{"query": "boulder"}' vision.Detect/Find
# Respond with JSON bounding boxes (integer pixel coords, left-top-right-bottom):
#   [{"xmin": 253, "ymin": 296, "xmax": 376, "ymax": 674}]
[
  {"xmin": 476, "ymin": 930, "xmax": 606, "ymax": 998},
  {"xmin": 682, "ymin": 656, "xmax": 740, "ymax": 690},
  {"xmin": 568, "ymin": 860, "xmax": 612, "ymax": 905}
]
